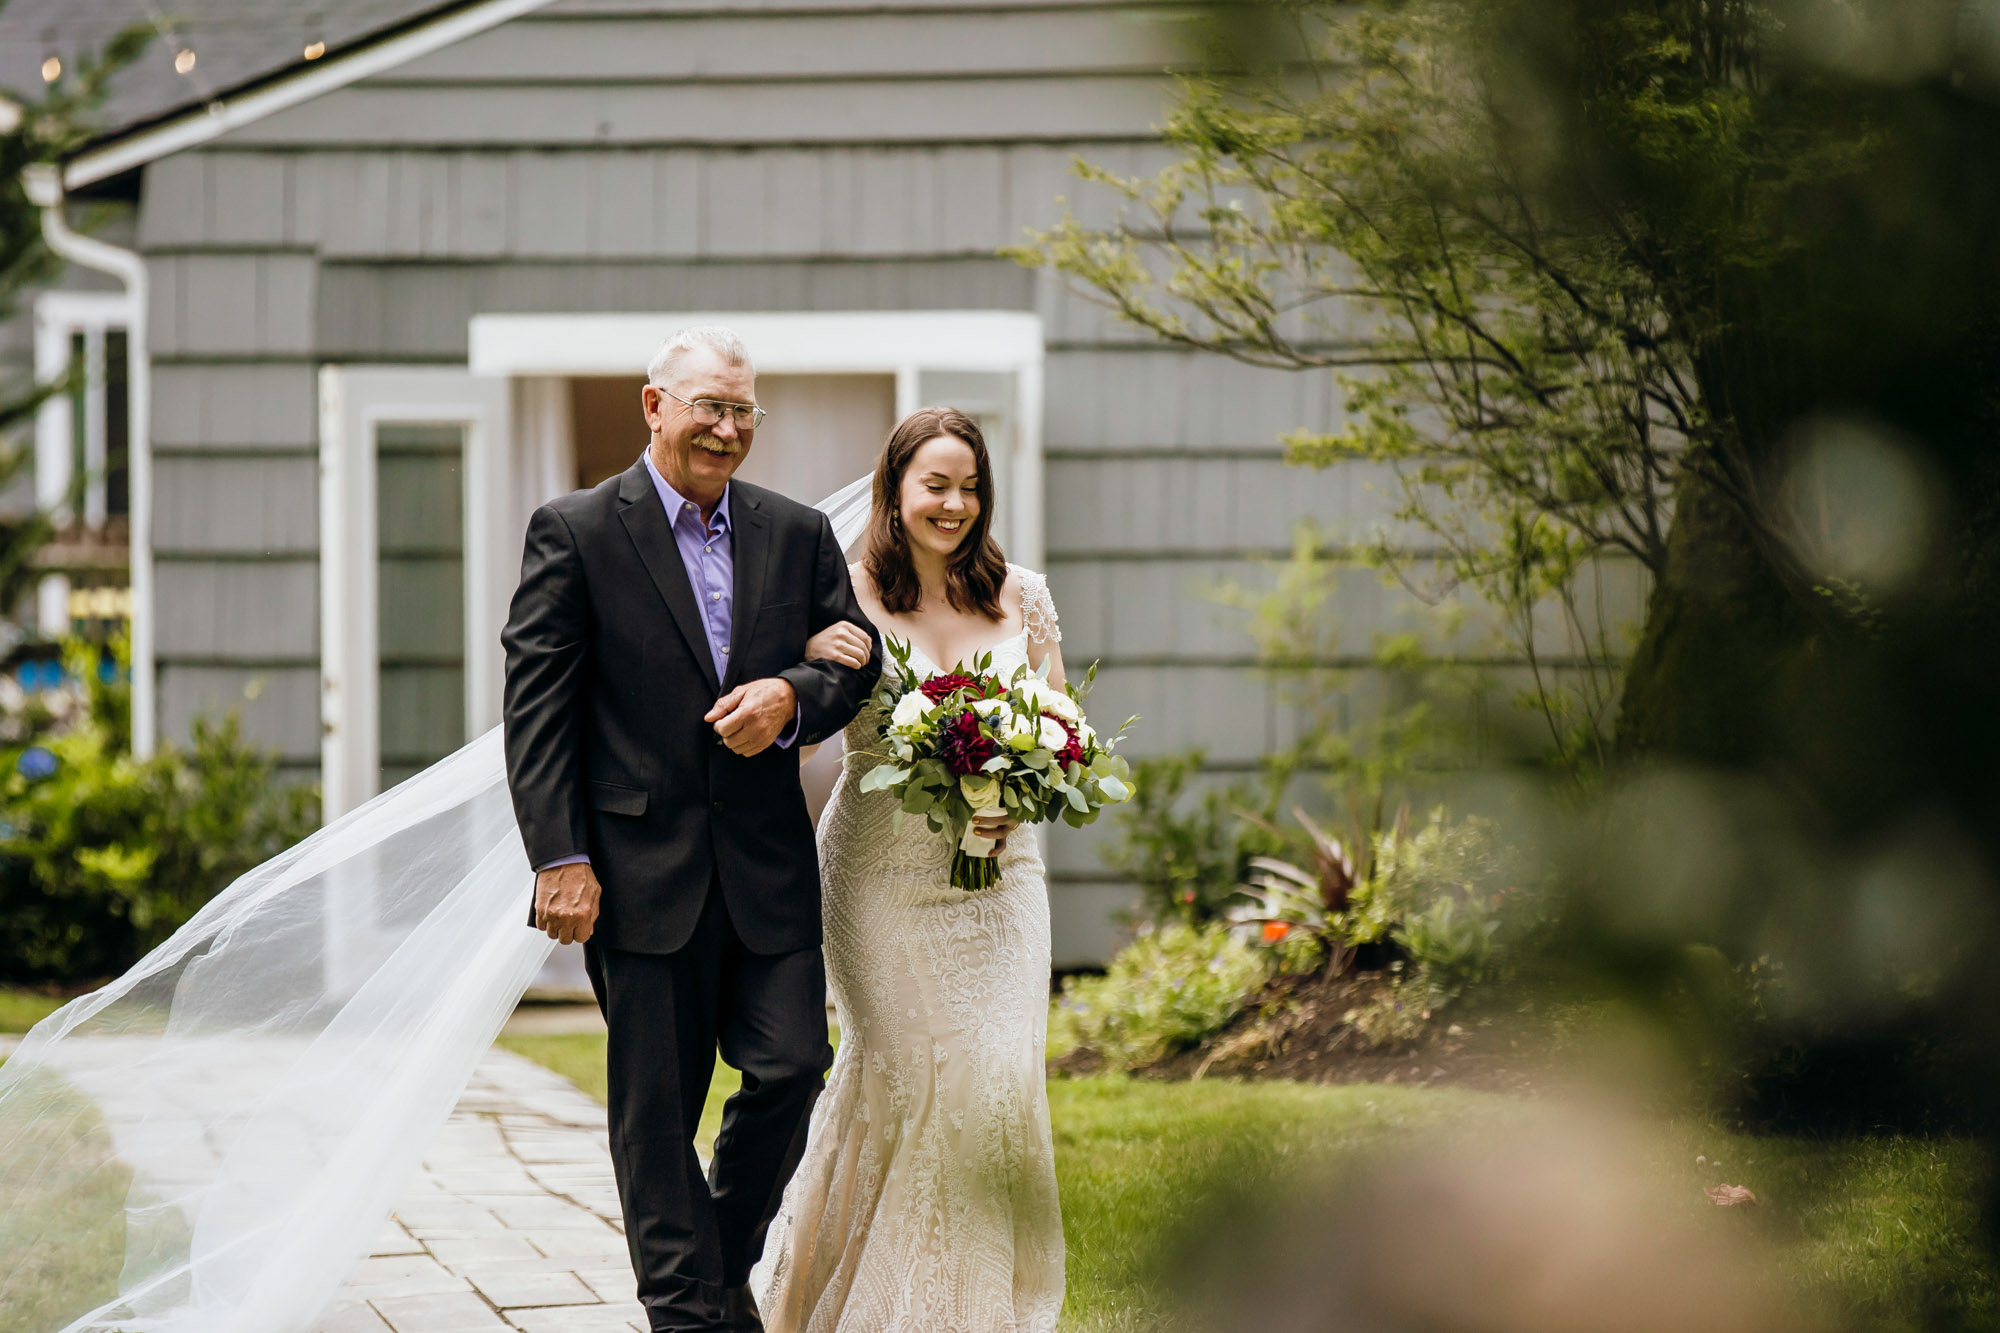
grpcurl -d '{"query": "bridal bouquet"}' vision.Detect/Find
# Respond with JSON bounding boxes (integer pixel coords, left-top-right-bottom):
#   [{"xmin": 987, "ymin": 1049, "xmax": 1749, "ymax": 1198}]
[{"xmin": 860, "ymin": 640, "xmax": 1136, "ymax": 891}]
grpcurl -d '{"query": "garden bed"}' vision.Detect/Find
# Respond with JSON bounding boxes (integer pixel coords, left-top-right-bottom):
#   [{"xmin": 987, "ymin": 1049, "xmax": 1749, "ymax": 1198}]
[{"xmin": 1053, "ymin": 965, "xmax": 1545, "ymax": 1094}]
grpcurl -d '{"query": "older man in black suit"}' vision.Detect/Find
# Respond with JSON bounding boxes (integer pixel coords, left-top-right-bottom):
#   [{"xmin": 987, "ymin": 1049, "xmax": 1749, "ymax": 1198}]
[{"xmin": 501, "ymin": 326, "xmax": 881, "ymax": 1333}]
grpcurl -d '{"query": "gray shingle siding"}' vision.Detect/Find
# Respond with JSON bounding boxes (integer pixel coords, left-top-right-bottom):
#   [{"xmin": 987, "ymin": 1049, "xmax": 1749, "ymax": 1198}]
[
  {"xmin": 143, "ymin": 143, "xmax": 1175, "ymax": 256},
  {"xmin": 315, "ymin": 257, "xmax": 1035, "ymax": 359}
]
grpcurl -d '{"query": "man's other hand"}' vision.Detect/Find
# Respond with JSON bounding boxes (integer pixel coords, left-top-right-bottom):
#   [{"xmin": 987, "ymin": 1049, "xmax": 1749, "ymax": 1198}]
[
  {"xmin": 705, "ymin": 677, "xmax": 799, "ymax": 755},
  {"xmin": 535, "ymin": 861, "xmax": 603, "ymax": 945}
]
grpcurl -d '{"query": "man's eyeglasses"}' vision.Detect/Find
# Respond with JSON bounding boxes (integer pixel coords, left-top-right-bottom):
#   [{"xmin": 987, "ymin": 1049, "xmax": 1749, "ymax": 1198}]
[{"xmin": 661, "ymin": 387, "xmax": 766, "ymax": 430}]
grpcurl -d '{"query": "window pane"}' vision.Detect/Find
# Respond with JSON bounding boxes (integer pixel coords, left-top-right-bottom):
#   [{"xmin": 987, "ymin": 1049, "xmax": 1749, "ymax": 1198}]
[
  {"xmin": 105, "ymin": 331, "xmax": 129, "ymax": 518},
  {"xmin": 376, "ymin": 423, "xmax": 465, "ymax": 790}
]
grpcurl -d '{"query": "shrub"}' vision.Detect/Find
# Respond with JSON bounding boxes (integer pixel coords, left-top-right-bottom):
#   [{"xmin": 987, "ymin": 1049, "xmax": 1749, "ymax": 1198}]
[
  {"xmin": 1101, "ymin": 751, "xmax": 1285, "ymax": 924},
  {"xmin": 1374, "ymin": 810, "xmax": 1523, "ymax": 998},
  {"xmin": 1050, "ymin": 922, "xmax": 1271, "ymax": 1070},
  {"xmin": 0, "ymin": 641, "xmax": 319, "ymax": 982}
]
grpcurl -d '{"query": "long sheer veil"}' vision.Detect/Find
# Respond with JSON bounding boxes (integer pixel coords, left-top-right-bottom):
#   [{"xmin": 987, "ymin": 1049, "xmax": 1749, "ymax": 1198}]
[{"xmin": 0, "ymin": 476, "xmax": 878, "ymax": 1333}]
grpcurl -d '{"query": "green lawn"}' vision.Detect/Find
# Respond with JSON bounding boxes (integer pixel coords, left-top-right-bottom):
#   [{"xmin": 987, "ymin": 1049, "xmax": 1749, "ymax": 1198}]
[
  {"xmin": 497, "ymin": 1033, "xmax": 742, "ymax": 1162},
  {"xmin": 0, "ymin": 987, "xmax": 67, "ymax": 1035},
  {"xmin": 499, "ymin": 1031, "xmax": 1994, "ymax": 1331}
]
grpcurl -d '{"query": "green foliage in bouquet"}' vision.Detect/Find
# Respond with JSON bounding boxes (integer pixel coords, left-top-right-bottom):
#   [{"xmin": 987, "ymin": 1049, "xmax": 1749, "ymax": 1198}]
[
  {"xmin": 1049, "ymin": 921, "xmax": 1271, "ymax": 1071},
  {"xmin": 861, "ymin": 639, "xmax": 1137, "ymax": 890},
  {"xmin": 0, "ymin": 640, "xmax": 319, "ymax": 982}
]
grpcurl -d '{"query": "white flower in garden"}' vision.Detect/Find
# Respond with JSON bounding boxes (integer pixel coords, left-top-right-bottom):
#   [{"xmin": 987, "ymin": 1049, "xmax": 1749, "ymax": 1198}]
[
  {"xmin": 959, "ymin": 773, "xmax": 1003, "ymax": 813},
  {"xmin": 890, "ymin": 690, "xmax": 934, "ymax": 730},
  {"xmin": 1036, "ymin": 715, "xmax": 1069, "ymax": 751}
]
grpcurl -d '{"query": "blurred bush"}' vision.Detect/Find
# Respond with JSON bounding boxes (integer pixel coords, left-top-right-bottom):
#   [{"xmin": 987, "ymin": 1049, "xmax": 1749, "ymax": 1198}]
[
  {"xmin": 1100, "ymin": 751, "xmax": 1285, "ymax": 925},
  {"xmin": 1050, "ymin": 922, "xmax": 1270, "ymax": 1070},
  {"xmin": 0, "ymin": 641, "xmax": 318, "ymax": 983}
]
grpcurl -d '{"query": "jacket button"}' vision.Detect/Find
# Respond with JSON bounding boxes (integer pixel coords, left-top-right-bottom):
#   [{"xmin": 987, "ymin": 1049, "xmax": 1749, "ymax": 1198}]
[{"xmin": 712, "ymin": 799, "xmax": 725, "ymax": 813}]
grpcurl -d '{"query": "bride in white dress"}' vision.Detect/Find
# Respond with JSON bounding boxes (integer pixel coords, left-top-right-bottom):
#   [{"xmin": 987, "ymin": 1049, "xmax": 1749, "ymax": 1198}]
[{"xmin": 752, "ymin": 407, "xmax": 1067, "ymax": 1333}]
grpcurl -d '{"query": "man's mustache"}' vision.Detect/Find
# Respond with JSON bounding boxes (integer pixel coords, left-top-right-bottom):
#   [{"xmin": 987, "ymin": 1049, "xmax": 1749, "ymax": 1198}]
[{"xmin": 692, "ymin": 434, "xmax": 742, "ymax": 455}]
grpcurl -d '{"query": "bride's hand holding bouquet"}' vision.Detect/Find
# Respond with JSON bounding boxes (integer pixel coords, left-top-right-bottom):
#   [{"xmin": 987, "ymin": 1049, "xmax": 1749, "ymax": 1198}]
[{"xmin": 859, "ymin": 638, "xmax": 1136, "ymax": 891}]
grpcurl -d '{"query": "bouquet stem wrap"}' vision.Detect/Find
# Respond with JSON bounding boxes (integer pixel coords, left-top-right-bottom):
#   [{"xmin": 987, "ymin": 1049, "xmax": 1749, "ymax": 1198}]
[{"xmin": 953, "ymin": 826, "xmax": 1001, "ymax": 892}]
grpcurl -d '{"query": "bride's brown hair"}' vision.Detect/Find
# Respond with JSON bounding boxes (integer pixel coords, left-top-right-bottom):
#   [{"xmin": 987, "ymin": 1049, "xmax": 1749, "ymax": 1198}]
[{"xmin": 865, "ymin": 407, "xmax": 1009, "ymax": 619}]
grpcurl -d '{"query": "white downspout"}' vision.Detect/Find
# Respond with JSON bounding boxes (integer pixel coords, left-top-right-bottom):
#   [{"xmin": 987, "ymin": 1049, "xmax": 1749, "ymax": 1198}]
[{"xmin": 24, "ymin": 164, "xmax": 155, "ymax": 758}]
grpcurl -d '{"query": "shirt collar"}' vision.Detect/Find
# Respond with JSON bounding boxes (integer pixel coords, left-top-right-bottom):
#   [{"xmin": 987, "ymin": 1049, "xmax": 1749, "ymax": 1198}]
[{"xmin": 644, "ymin": 449, "xmax": 730, "ymax": 535}]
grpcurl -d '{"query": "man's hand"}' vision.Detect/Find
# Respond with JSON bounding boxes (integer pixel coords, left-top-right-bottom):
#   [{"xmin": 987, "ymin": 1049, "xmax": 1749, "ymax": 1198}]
[
  {"xmin": 804, "ymin": 620, "xmax": 873, "ymax": 670},
  {"xmin": 535, "ymin": 862, "xmax": 602, "ymax": 945},
  {"xmin": 706, "ymin": 677, "xmax": 799, "ymax": 755}
]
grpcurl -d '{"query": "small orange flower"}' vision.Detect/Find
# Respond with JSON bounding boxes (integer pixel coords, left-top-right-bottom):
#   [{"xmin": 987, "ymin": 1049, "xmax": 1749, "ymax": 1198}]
[{"xmin": 1262, "ymin": 920, "xmax": 1292, "ymax": 943}]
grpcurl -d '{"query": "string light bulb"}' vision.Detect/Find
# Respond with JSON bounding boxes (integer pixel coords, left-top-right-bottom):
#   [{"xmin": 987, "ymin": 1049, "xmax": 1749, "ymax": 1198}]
[
  {"xmin": 39, "ymin": 55, "xmax": 59, "ymax": 83},
  {"xmin": 174, "ymin": 48, "xmax": 197, "ymax": 75},
  {"xmin": 303, "ymin": 39, "xmax": 325, "ymax": 60}
]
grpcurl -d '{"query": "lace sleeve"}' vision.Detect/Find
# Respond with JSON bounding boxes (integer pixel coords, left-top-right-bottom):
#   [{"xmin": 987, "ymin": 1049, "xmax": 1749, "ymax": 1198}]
[{"xmin": 1017, "ymin": 566, "xmax": 1062, "ymax": 646}]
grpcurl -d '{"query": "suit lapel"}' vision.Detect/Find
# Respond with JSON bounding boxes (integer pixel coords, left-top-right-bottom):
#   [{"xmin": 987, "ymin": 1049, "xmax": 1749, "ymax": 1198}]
[
  {"xmin": 616, "ymin": 460, "xmax": 721, "ymax": 696},
  {"xmin": 722, "ymin": 488, "xmax": 770, "ymax": 694}
]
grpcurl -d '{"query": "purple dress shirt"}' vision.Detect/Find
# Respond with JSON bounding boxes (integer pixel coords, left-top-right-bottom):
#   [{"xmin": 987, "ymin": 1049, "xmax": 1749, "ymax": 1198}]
[
  {"xmin": 650, "ymin": 455, "xmax": 738, "ymax": 684},
  {"xmin": 537, "ymin": 453, "xmax": 796, "ymax": 874}
]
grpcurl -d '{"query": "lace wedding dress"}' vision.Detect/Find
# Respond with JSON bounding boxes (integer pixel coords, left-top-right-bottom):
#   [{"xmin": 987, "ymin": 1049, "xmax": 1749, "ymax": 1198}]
[{"xmin": 751, "ymin": 566, "xmax": 1066, "ymax": 1333}]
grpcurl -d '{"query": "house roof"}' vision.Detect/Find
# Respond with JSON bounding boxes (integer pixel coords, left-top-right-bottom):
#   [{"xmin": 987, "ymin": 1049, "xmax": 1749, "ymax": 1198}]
[
  {"xmin": 0, "ymin": 0, "xmax": 554, "ymax": 188},
  {"xmin": 0, "ymin": 1, "xmax": 470, "ymax": 133}
]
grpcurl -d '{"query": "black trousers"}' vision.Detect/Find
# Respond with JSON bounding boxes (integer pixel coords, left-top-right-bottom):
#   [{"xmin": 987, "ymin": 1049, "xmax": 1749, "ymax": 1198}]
[{"xmin": 584, "ymin": 882, "xmax": 832, "ymax": 1333}]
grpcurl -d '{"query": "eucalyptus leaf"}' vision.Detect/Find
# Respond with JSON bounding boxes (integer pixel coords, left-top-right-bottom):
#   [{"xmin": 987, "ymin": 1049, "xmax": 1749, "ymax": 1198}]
[{"xmin": 859, "ymin": 765, "xmax": 910, "ymax": 793}]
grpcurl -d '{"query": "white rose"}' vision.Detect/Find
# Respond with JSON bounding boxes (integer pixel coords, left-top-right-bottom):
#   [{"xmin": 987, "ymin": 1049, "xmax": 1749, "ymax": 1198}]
[
  {"xmin": 959, "ymin": 773, "xmax": 1003, "ymax": 813},
  {"xmin": 1020, "ymin": 677, "xmax": 1080, "ymax": 723},
  {"xmin": 970, "ymin": 697, "xmax": 1010, "ymax": 721},
  {"xmin": 1036, "ymin": 715, "xmax": 1070, "ymax": 752},
  {"xmin": 889, "ymin": 690, "xmax": 934, "ymax": 730},
  {"xmin": 1078, "ymin": 720, "xmax": 1097, "ymax": 747}
]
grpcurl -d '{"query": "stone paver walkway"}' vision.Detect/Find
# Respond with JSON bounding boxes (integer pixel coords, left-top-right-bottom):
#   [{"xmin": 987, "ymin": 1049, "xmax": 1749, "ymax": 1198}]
[{"xmin": 314, "ymin": 1048, "xmax": 646, "ymax": 1333}]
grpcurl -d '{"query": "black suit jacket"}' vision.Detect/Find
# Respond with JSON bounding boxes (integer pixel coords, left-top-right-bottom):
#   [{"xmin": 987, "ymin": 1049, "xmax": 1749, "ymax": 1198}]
[{"xmin": 501, "ymin": 459, "xmax": 882, "ymax": 955}]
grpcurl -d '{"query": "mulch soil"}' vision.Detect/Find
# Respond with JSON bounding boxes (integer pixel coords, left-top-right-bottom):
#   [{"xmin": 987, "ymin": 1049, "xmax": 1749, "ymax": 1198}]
[{"xmin": 1050, "ymin": 965, "xmax": 1548, "ymax": 1093}]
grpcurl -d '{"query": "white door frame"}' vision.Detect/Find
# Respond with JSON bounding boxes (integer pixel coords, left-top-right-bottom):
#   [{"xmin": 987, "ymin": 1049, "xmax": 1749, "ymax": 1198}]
[
  {"xmin": 468, "ymin": 310, "xmax": 1047, "ymax": 569},
  {"xmin": 318, "ymin": 366, "xmax": 511, "ymax": 820}
]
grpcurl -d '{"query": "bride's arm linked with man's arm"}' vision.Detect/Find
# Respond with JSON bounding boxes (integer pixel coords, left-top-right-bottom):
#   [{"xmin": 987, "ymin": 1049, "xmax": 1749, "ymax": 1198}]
[{"xmin": 774, "ymin": 509, "xmax": 885, "ymax": 742}]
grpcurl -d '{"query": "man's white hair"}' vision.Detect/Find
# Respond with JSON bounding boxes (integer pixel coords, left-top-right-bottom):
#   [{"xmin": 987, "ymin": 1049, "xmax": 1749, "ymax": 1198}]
[{"xmin": 647, "ymin": 325, "xmax": 752, "ymax": 389}]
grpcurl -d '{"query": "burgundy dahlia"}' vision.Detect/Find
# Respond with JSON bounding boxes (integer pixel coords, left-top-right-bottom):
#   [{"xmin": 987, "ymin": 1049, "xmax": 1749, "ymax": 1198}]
[
  {"xmin": 939, "ymin": 709, "xmax": 997, "ymax": 775},
  {"xmin": 1051, "ymin": 716, "xmax": 1085, "ymax": 770},
  {"xmin": 920, "ymin": 672, "xmax": 981, "ymax": 704}
]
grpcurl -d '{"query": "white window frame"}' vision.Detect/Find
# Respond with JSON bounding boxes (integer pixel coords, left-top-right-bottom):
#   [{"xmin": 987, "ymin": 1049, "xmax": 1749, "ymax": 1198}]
[
  {"xmin": 34, "ymin": 291, "xmax": 137, "ymax": 639},
  {"xmin": 468, "ymin": 310, "xmax": 1048, "ymax": 569},
  {"xmin": 35, "ymin": 290, "xmax": 133, "ymax": 527},
  {"xmin": 318, "ymin": 366, "xmax": 511, "ymax": 820}
]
